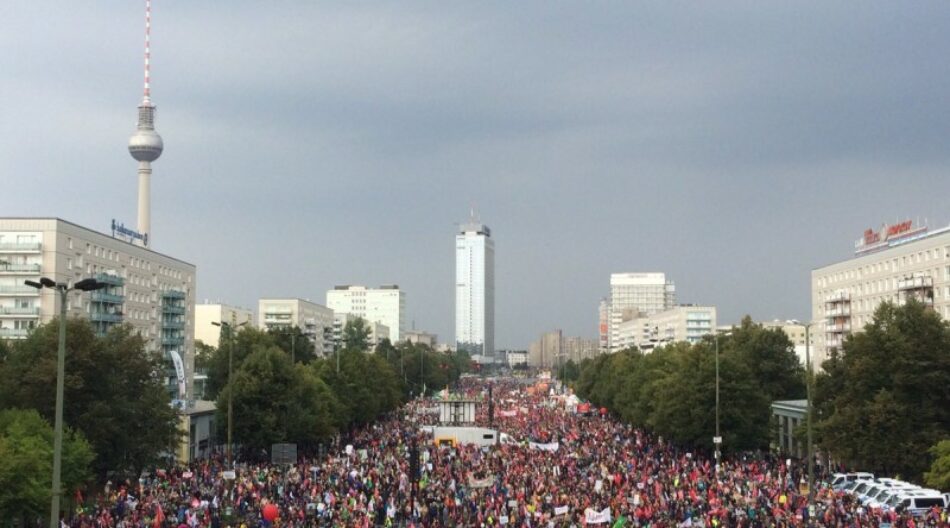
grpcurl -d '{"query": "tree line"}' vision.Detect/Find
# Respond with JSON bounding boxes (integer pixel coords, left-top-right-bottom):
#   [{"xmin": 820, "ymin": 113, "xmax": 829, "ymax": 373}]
[
  {"xmin": 0, "ymin": 316, "xmax": 470, "ymax": 521},
  {"xmin": 569, "ymin": 301, "xmax": 950, "ymax": 485}
]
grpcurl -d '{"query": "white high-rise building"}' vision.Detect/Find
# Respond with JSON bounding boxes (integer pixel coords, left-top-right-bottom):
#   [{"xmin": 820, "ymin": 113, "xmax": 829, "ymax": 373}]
[
  {"xmin": 615, "ymin": 305, "xmax": 716, "ymax": 352},
  {"xmin": 195, "ymin": 303, "xmax": 255, "ymax": 348},
  {"xmin": 455, "ymin": 217, "xmax": 495, "ymax": 357},
  {"xmin": 326, "ymin": 285, "xmax": 405, "ymax": 341},
  {"xmin": 608, "ymin": 272, "xmax": 675, "ymax": 352},
  {"xmin": 258, "ymin": 298, "xmax": 334, "ymax": 357}
]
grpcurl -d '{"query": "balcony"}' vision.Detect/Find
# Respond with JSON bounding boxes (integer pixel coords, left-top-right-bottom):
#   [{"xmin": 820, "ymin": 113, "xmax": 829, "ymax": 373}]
[
  {"xmin": 162, "ymin": 290, "xmax": 186, "ymax": 300},
  {"xmin": 825, "ymin": 291, "xmax": 851, "ymax": 303},
  {"xmin": 0, "ymin": 307, "xmax": 40, "ymax": 317},
  {"xmin": 825, "ymin": 307, "xmax": 851, "ymax": 317},
  {"xmin": 826, "ymin": 323, "xmax": 851, "ymax": 333},
  {"xmin": 0, "ymin": 242, "xmax": 42, "ymax": 252},
  {"xmin": 91, "ymin": 291, "xmax": 124, "ymax": 304},
  {"xmin": 94, "ymin": 273, "xmax": 124, "ymax": 286},
  {"xmin": 898, "ymin": 276, "xmax": 933, "ymax": 291},
  {"xmin": 0, "ymin": 286, "xmax": 40, "ymax": 296},
  {"xmin": 161, "ymin": 336, "xmax": 185, "ymax": 347},
  {"xmin": 162, "ymin": 320, "xmax": 185, "ymax": 330},
  {"xmin": 0, "ymin": 328, "xmax": 30, "ymax": 339},
  {"xmin": 162, "ymin": 305, "xmax": 185, "ymax": 315},
  {"xmin": 0, "ymin": 263, "xmax": 41, "ymax": 274},
  {"xmin": 90, "ymin": 312, "xmax": 123, "ymax": 323}
]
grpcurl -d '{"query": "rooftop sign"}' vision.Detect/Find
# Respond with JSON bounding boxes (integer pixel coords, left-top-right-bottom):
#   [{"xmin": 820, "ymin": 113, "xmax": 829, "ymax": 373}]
[{"xmin": 855, "ymin": 220, "xmax": 927, "ymax": 256}]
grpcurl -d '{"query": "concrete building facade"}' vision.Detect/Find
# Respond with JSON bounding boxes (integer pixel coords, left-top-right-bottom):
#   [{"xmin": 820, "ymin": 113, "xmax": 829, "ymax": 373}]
[
  {"xmin": 811, "ymin": 220, "xmax": 950, "ymax": 367},
  {"xmin": 258, "ymin": 298, "xmax": 334, "ymax": 357},
  {"xmin": 615, "ymin": 305, "xmax": 716, "ymax": 352},
  {"xmin": 455, "ymin": 219, "xmax": 495, "ymax": 358},
  {"xmin": 0, "ymin": 218, "xmax": 196, "ymax": 400},
  {"xmin": 195, "ymin": 303, "xmax": 254, "ymax": 348},
  {"xmin": 403, "ymin": 330, "xmax": 437, "ymax": 348},
  {"xmin": 608, "ymin": 273, "xmax": 675, "ymax": 352},
  {"xmin": 326, "ymin": 285, "xmax": 405, "ymax": 341}
]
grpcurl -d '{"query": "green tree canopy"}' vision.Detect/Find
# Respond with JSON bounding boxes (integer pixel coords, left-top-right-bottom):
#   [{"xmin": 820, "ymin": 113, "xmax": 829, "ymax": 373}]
[
  {"xmin": 342, "ymin": 318, "xmax": 372, "ymax": 352},
  {"xmin": 0, "ymin": 409, "xmax": 94, "ymax": 523},
  {"xmin": 0, "ymin": 319, "xmax": 179, "ymax": 480},
  {"xmin": 219, "ymin": 347, "xmax": 340, "ymax": 454},
  {"xmin": 816, "ymin": 300, "xmax": 950, "ymax": 479},
  {"xmin": 204, "ymin": 326, "xmax": 276, "ymax": 399},
  {"xmin": 924, "ymin": 439, "xmax": 950, "ymax": 491},
  {"xmin": 269, "ymin": 326, "xmax": 317, "ymax": 364}
]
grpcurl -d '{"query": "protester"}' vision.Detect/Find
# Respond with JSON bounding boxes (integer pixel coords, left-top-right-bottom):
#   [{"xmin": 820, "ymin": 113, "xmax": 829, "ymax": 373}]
[{"xmin": 75, "ymin": 377, "xmax": 948, "ymax": 527}]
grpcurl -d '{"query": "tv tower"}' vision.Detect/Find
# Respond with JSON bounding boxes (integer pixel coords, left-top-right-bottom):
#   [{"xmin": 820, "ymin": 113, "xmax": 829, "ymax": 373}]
[{"xmin": 128, "ymin": 0, "xmax": 163, "ymax": 248}]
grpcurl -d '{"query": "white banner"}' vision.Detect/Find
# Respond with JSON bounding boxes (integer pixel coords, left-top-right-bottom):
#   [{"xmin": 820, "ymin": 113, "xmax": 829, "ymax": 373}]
[
  {"xmin": 499, "ymin": 410, "xmax": 518, "ymax": 417},
  {"xmin": 584, "ymin": 507, "xmax": 611, "ymax": 524},
  {"xmin": 528, "ymin": 441, "xmax": 559, "ymax": 452},
  {"xmin": 169, "ymin": 351, "xmax": 186, "ymax": 399},
  {"xmin": 554, "ymin": 506, "xmax": 569, "ymax": 516},
  {"xmin": 468, "ymin": 475, "xmax": 495, "ymax": 488}
]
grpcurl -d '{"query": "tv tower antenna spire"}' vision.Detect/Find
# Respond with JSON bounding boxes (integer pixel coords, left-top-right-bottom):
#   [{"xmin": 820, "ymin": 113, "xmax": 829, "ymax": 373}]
[{"xmin": 128, "ymin": 0, "xmax": 163, "ymax": 248}]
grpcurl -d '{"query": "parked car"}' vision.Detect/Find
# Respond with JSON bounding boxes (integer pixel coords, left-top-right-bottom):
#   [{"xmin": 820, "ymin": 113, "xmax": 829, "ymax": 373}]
[{"xmin": 867, "ymin": 484, "xmax": 920, "ymax": 509}]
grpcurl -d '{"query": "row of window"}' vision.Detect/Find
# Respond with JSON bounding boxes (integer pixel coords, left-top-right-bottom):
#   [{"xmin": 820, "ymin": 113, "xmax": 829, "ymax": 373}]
[{"xmin": 819, "ymin": 246, "xmax": 950, "ymax": 287}]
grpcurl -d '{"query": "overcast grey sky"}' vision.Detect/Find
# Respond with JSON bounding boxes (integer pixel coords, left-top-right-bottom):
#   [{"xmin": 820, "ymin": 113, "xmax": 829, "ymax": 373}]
[{"xmin": 2, "ymin": 2, "xmax": 949, "ymax": 348}]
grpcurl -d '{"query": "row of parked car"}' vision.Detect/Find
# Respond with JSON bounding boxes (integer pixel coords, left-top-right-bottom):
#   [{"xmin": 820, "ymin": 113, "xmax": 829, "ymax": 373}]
[{"xmin": 830, "ymin": 472, "xmax": 949, "ymax": 516}]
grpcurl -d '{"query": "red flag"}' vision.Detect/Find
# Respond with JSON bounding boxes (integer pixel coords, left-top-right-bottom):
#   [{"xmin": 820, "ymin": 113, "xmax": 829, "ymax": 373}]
[{"xmin": 153, "ymin": 504, "xmax": 165, "ymax": 528}]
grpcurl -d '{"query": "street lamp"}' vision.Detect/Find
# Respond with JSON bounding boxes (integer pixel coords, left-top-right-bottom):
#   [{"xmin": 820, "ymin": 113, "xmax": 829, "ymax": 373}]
[
  {"xmin": 787, "ymin": 319, "xmax": 815, "ymax": 510},
  {"xmin": 211, "ymin": 320, "xmax": 248, "ymax": 468},
  {"xmin": 25, "ymin": 277, "xmax": 106, "ymax": 528},
  {"xmin": 710, "ymin": 329, "xmax": 731, "ymax": 473}
]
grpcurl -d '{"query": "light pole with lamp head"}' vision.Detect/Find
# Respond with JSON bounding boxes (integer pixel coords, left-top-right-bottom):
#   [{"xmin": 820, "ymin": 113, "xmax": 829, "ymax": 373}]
[
  {"xmin": 25, "ymin": 277, "xmax": 106, "ymax": 528},
  {"xmin": 211, "ymin": 320, "xmax": 248, "ymax": 468},
  {"xmin": 787, "ymin": 320, "xmax": 815, "ymax": 512},
  {"xmin": 711, "ymin": 329, "xmax": 731, "ymax": 473}
]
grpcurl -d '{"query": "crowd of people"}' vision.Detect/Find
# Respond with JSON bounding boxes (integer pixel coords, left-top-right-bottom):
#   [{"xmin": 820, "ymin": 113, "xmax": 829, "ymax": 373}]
[{"xmin": 72, "ymin": 377, "xmax": 948, "ymax": 527}]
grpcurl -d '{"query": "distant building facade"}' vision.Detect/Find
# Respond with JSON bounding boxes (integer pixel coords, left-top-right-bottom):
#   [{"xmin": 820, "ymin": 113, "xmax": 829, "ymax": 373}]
[
  {"xmin": 811, "ymin": 220, "xmax": 950, "ymax": 367},
  {"xmin": 326, "ymin": 285, "xmax": 405, "ymax": 341},
  {"xmin": 195, "ymin": 303, "xmax": 254, "ymax": 348},
  {"xmin": 607, "ymin": 272, "xmax": 675, "ymax": 352},
  {"xmin": 615, "ymin": 305, "xmax": 716, "ymax": 352},
  {"xmin": 403, "ymin": 329, "xmax": 437, "ymax": 348},
  {"xmin": 258, "ymin": 298, "xmax": 334, "ymax": 357},
  {"xmin": 528, "ymin": 330, "xmax": 598, "ymax": 368}
]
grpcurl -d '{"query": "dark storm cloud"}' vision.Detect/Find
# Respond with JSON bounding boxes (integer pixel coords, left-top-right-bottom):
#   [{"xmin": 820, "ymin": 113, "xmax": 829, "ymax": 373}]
[{"xmin": 2, "ymin": 1, "xmax": 949, "ymax": 347}]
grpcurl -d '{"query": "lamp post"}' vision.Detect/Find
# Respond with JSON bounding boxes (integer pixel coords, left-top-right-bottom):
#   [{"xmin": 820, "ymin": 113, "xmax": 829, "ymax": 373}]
[
  {"xmin": 710, "ymin": 329, "xmax": 730, "ymax": 474},
  {"xmin": 211, "ymin": 320, "xmax": 248, "ymax": 468},
  {"xmin": 25, "ymin": 277, "xmax": 106, "ymax": 528},
  {"xmin": 787, "ymin": 320, "xmax": 815, "ymax": 511}
]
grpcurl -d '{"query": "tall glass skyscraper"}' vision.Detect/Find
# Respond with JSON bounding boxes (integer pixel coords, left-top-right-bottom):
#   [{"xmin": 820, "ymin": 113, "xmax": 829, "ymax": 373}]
[{"xmin": 455, "ymin": 218, "xmax": 494, "ymax": 358}]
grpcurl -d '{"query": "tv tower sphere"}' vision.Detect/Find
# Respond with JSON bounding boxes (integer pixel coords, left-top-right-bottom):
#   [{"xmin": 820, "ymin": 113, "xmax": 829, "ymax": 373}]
[{"xmin": 129, "ymin": 109, "xmax": 164, "ymax": 162}]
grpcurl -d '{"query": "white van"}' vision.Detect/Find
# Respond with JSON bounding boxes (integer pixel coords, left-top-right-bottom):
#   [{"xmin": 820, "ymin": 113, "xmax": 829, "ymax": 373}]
[
  {"xmin": 830, "ymin": 472, "xmax": 875, "ymax": 490},
  {"xmin": 890, "ymin": 490, "xmax": 947, "ymax": 515}
]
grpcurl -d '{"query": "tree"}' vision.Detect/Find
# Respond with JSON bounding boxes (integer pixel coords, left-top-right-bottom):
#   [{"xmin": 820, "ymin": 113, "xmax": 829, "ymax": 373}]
[
  {"xmin": 342, "ymin": 318, "xmax": 372, "ymax": 352},
  {"xmin": 205, "ymin": 327, "xmax": 276, "ymax": 400},
  {"xmin": 219, "ymin": 347, "xmax": 340, "ymax": 455},
  {"xmin": 726, "ymin": 316, "xmax": 805, "ymax": 403},
  {"xmin": 268, "ymin": 326, "xmax": 317, "ymax": 364},
  {"xmin": 816, "ymin": 300, "xmax": 950, "ymax": 479},
  {"xmin": 0, "ymin": 319, "xmax": 180, "ymax": 480},
  {"xmin": 924, "ymin": 439, "xmax": 950, "ymax": 490},
  {"xmin": 314, "ymin": 348, "xmax": 402, "ymax": 428},
  {"xmin": 0, "ymin": 409, "xmax": 94, "ymax": 523}
]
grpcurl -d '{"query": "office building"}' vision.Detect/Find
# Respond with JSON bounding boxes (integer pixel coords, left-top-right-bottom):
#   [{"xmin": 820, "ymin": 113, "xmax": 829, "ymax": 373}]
[
  {"xmin": 258, "ymin": 298, "xmax": 334, "ymax": 357},
  {"xmin": 598, "ymin": 298, "xmax": 609, "ymax": 352},
  {"xmin": 527, "ymin": 330, "xmax": 598, "ymax": 368},
  {"xmin": 615, "ymin": 305, "xmax": 716, "ymax": 352},
  {"xmin": 811, "ymin": 219, "xmax": 950, "ymax": 367},
  {"xmin": 455, "ymin": 216, "xmax": 495, "ymax": 357},
  {"xmin": 331, "ymin": 312, "xmax": 390, "ymax": 351},
  {"xmin": 504, "ymin": 350, "xmax": 528, "ymax": 368},
  {"xmin": 195, "ymin": 303, "xmax": 254, "ymax": 348},
  {"xmin": 607, "ymin": 272, "xmax": 675, "ymax": 352},
  {"xmin": 326, "ymin": 285, "xmax": 405, "ymax": 341},
  {"xmin": 0, "ymin": 218, "xmax": 196, "ymax": 400},
  {"xmin": 403, "ymin": 330, "xmax": 437, "ymax": 348}
]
